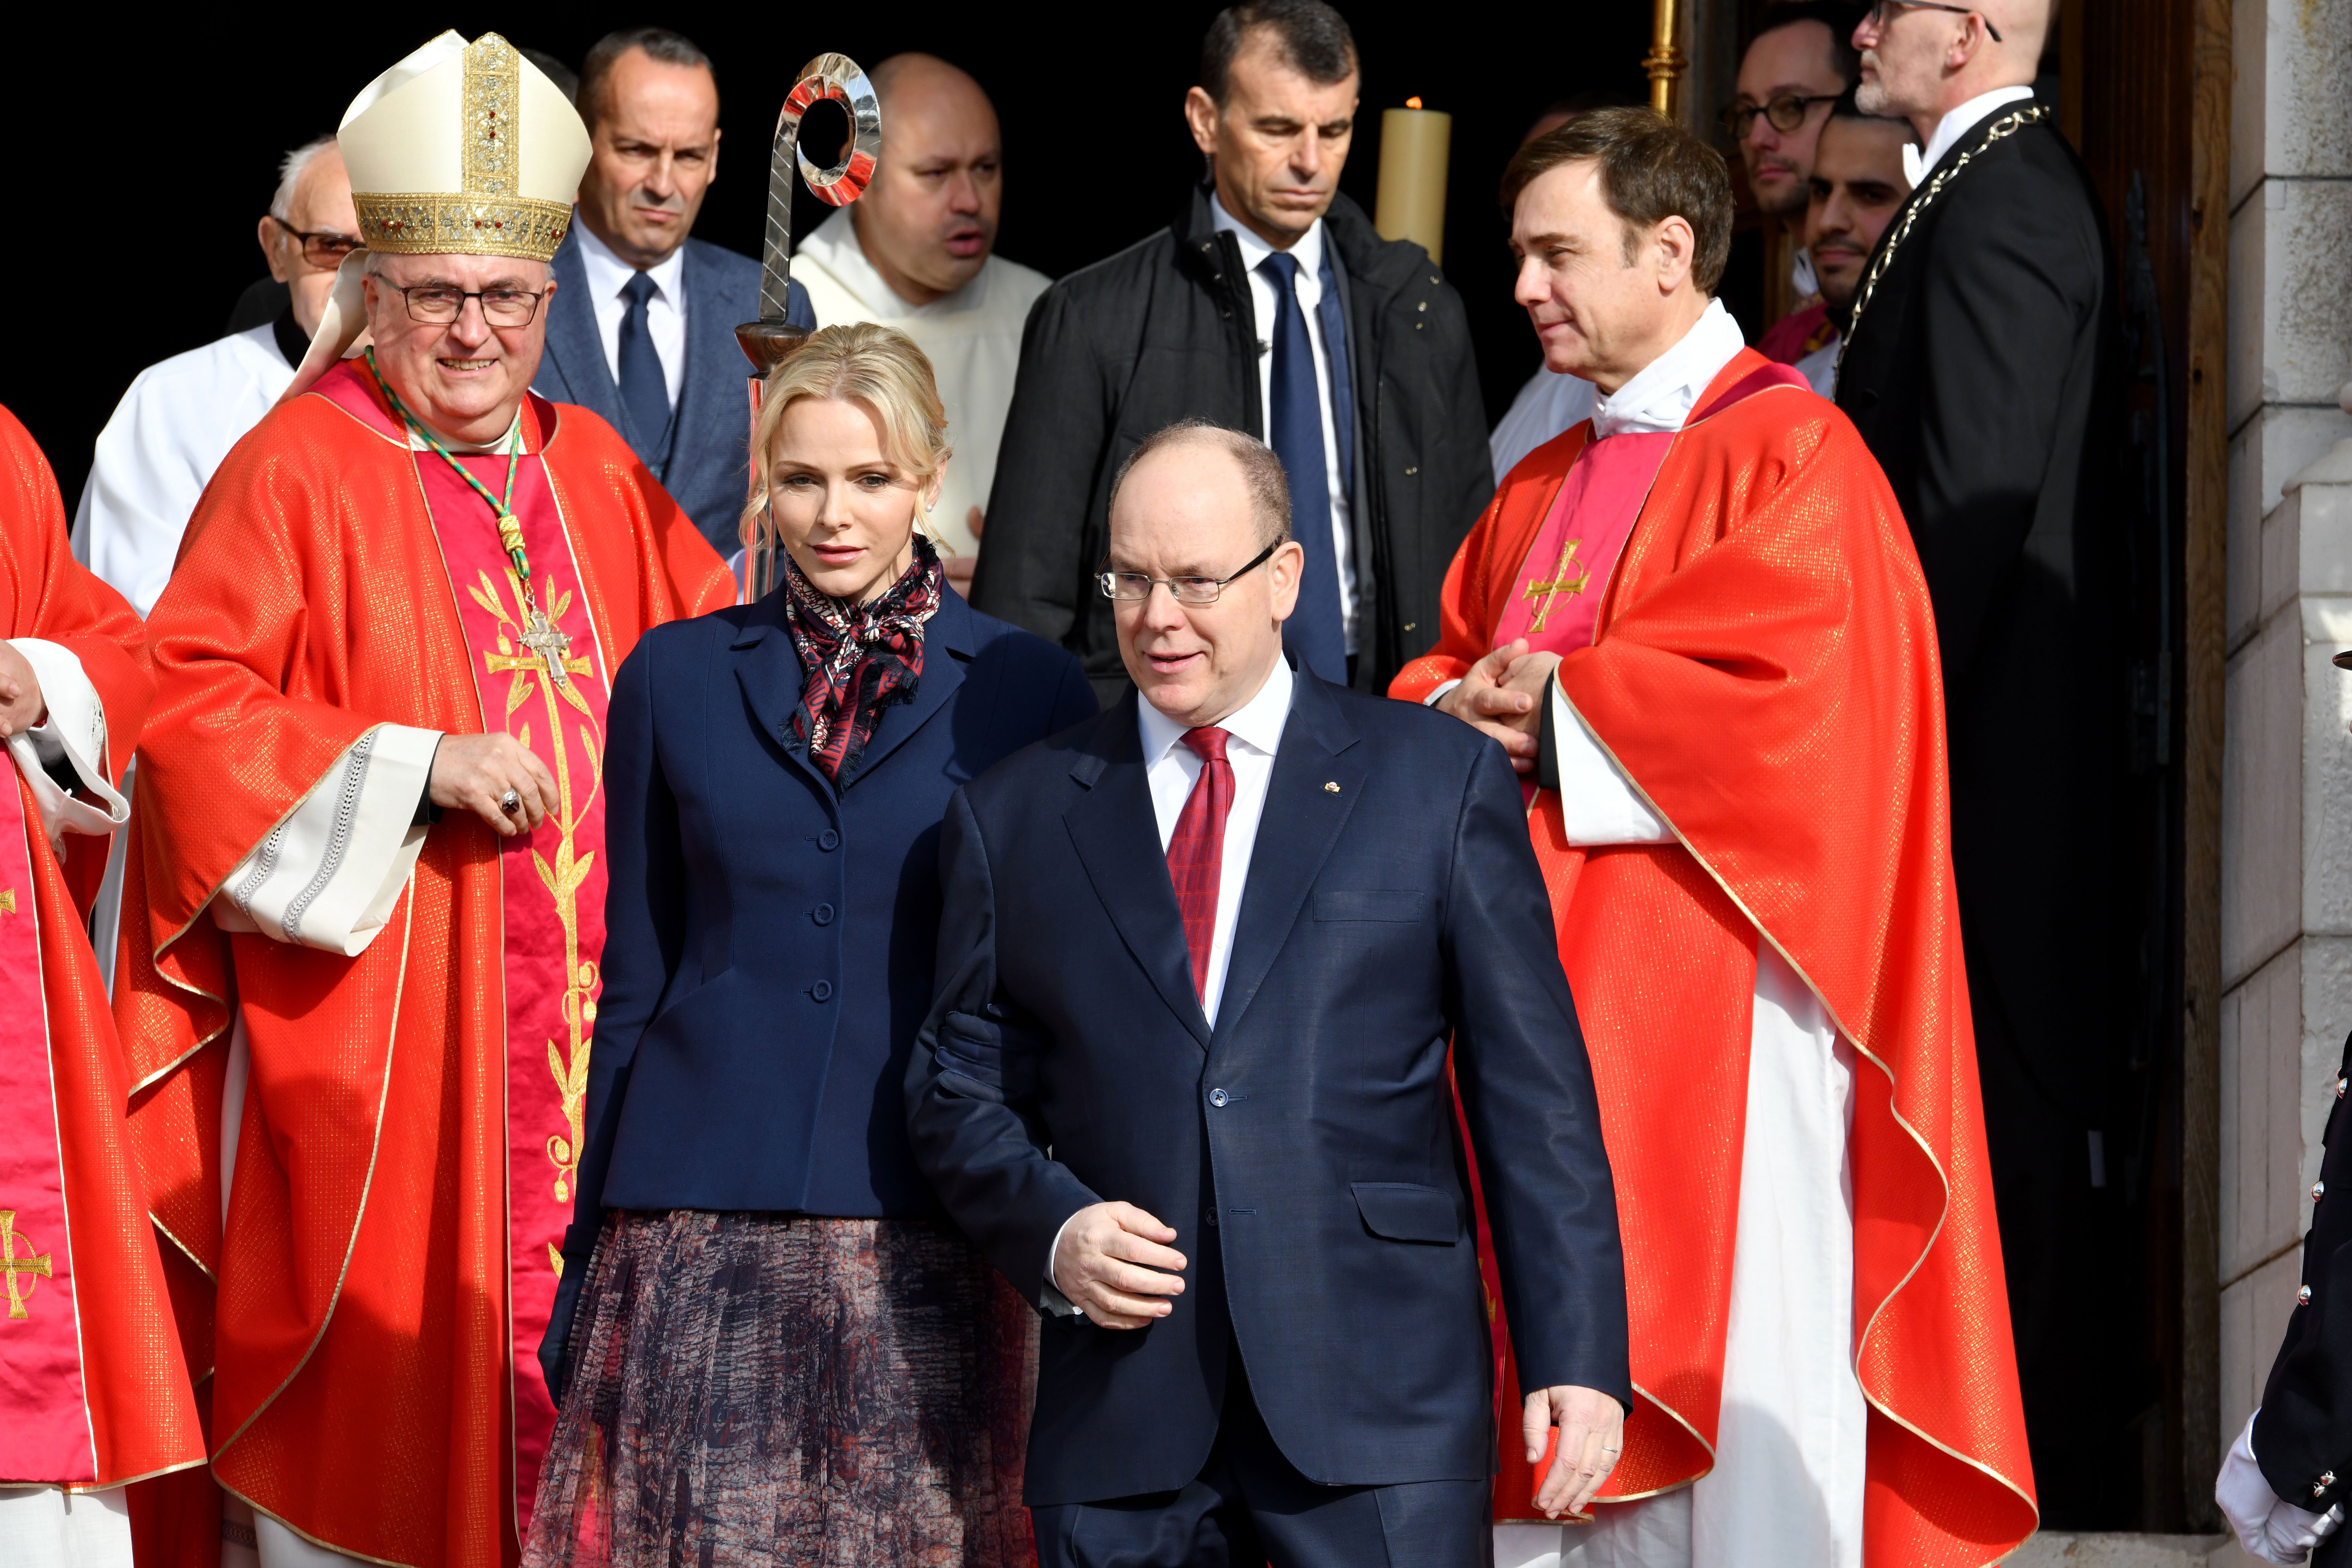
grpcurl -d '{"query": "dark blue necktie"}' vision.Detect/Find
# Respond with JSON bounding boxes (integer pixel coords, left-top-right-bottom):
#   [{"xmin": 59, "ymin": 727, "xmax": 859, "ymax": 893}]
[
  {"xmin": 617, "ymin": 271, "xmax": 671, "ymax": 450},
  {"xmin": 1258, "ymin": 252, "xmax": 1347, "ymax": 685}
]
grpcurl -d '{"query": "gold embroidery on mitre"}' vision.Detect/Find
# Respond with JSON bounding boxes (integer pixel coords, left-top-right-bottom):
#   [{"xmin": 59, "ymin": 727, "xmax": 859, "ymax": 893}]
[{"xmin": 354, "ymin": 34, "xmax": 573, "ymax": 262}]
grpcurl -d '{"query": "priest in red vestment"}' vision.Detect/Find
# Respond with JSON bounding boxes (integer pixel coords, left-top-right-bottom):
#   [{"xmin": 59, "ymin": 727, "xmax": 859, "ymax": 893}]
[
  {"xmin": 1392, "ymin": 109, "xmax": 2034, "ymax": 1568},
  {"xmin": 0, "ymin": 403, "xmax": 201, "ymax": 1566},
  {"xmin": 112, "ymin": 32, "xmax": 734, "ymax": 1568}
]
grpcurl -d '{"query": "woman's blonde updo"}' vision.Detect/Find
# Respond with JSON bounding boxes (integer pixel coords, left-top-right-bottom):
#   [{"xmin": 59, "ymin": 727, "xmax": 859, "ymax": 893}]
[{"xmin": 740, "ymin": 322, "xmax": 955, "ymax": 557}]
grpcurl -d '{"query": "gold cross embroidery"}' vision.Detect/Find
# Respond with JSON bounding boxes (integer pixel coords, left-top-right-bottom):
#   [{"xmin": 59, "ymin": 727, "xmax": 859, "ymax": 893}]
[
  {"xmin": 1522, "ymin": 537, "xmax": 1590, "ymax": 635},
  {"xmin": 486, "ymin": 606, "xmax": 590, "ymax": 689},
  {"xmin": 0, "ymin": 1211, "xmax": 51, "ymax": 1320}
]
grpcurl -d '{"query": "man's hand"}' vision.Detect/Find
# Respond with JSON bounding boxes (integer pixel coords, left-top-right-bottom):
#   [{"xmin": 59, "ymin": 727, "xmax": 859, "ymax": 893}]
[
  {"xmin": 1525, "ymin": 1384, "xmax": 1626, "ymax": 1519},
  {"xmin": 943, "ymin": 505, "xmax": 984, "ymax": 596},
  {"xmin": 429, "ymin": 733, "xmax": 557, "ymax": 838},
  {"xmin": 1434, "ymin": 639, "xmax": 1560, "ymax": 774},
  {"xmin": 1052, "ymin": 1200, "xmax": 1186, "ymax": 1329},
  {"xmin": 0, "ymin": 641, "xmax": 45, "ymax": 739}
]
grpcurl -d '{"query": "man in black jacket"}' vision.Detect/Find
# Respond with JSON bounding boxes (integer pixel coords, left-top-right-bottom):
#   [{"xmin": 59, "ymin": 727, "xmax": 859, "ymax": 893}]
[
  {"xmin": 1834, "ymin": 0, "xmax": 2130, "ymax": 1510},
  {"xmin": 2219, "ymin": 1031, "xmax": 2352, "ymax": 1563},
  {"xmin": 972, "ymin": 0, "xmax": 1489, "ymax": 705}
]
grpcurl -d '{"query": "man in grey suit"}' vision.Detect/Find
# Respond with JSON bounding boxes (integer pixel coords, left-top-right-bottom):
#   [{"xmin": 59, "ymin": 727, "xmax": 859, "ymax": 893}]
[{"xmin": 532, "ymin": 28, "xmax": 816, "ymax": 559}]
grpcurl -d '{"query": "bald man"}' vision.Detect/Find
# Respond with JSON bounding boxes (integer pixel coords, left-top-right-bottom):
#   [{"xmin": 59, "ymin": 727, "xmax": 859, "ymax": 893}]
[
  {"xmin": 795, "ymin": 52, "xmax": 1051, "ymax": 587},
  {"xmin": 1835, "ymin": 0, "xmax": 2132, "ymax": 1518}
]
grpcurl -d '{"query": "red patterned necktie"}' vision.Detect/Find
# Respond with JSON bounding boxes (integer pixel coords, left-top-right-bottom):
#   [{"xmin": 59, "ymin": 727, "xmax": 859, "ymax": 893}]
[{"xmin": 1167, "ymin": 727, "xmax": 1235, "ymax": 999}]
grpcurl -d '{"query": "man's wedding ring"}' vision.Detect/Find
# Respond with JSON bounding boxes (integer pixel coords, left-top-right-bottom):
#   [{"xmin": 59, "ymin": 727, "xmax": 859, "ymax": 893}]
[{"xmin": 499, "ymin": 789, "xmax": 522, "ymax": 816}]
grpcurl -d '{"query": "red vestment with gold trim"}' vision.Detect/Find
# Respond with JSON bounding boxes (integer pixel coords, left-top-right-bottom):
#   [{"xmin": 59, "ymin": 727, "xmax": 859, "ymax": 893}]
[
  {"xmin": 1392, "ymin": 351, "xmax": 2037, "ymax": 1565},
  {"xmin": 115, "ymin": 363, "xmax": 732, "ymax": 1568},
  {"xmin": 0, "ymin": 403, "xmax": 197, "ymax": 1493}
]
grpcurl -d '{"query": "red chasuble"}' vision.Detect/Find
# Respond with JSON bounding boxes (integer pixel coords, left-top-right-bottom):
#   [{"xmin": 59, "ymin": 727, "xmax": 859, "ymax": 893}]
[
  {"xmin": 0, "ymin": 404, "xmax": 197, "ymax": 1492},
  {"xmin": 116, "ymin": 362, "xmax": 731, "ymax": 1568},
  {"xmin": 1393, "ymin": 351, "xmax": 2037, "ymax": 1565}
]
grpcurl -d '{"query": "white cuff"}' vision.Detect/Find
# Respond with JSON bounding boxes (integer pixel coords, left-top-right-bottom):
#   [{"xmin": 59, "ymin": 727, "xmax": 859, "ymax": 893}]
[
  {"xmin": 1547, "ymin": 683, "xmax": 1669, "ymax": 846},
  {"xmin": 209, "ymin": 723, "xmax": 439, "ymax": 956},
  {"xmin": 5, "ymin": 638, "xmax": 128, "ymax": 858},
  {"xmin": 1042, "ymin": 1210, "xmax": 1085, "ymax": 1318},
  {"xmin": 1424, "ymin": 678, "xmax": 1462, "ymax": 708}
]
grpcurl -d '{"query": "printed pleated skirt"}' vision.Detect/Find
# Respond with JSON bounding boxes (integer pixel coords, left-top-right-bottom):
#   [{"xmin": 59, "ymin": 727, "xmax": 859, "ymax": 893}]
[{"xmin": 524, "ymin": 1211, "xmax": 1037, "ymax": 1567}]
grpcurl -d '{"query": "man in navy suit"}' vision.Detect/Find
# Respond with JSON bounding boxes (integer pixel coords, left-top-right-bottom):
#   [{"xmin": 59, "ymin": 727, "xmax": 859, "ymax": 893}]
[
  {"xmin": 907, "ymin": 420, "xmax": 1630, "ymax": 1566},
  {"xmin": 532, "ymin": 27, "xmax": 815, "ymax": 558}
]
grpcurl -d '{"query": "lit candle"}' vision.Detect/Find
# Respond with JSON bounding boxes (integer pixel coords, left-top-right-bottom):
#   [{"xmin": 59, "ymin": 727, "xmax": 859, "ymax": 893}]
[{"xmin": 1375, "ymin": 96, "xmax": 1452, "ymax": 265}]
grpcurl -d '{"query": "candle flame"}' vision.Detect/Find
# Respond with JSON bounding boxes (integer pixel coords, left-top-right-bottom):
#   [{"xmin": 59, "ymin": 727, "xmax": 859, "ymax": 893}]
[{"xmin": 1405, "ymin": 96, "xmax": 1424, "ymax": 110}]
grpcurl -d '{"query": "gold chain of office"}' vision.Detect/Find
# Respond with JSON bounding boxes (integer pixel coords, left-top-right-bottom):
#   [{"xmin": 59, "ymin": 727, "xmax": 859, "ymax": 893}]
[{"xmin": 1834, "ymin": 103, "xmax": 2052, "ymax": 375}]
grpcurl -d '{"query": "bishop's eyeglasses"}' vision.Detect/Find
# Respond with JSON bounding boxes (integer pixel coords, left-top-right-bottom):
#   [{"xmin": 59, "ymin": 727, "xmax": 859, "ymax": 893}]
[
  {"xmin": 1862, "ymin": 1, "xmax": 2003, "ymax": 41},
  {"xmin": 391, "ymin": 285, "xmax": 549, "ymax": 327},
  {"xmin": 1099, "ymin": 541, "xmax": 1278, "ymax": 605}
]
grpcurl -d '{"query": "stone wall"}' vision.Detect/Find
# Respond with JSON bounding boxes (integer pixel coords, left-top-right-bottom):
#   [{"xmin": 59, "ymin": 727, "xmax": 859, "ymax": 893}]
[{"xmin": 2215, "ymin": 0, "xmax": 2352, "ymax": 1474}]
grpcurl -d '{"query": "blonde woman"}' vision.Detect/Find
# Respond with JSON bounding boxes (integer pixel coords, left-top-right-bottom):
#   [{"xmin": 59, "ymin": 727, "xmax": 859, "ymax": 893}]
[{"xmin": 528, "ymin": 323, "xmax": 1095, "ymax": 1565}]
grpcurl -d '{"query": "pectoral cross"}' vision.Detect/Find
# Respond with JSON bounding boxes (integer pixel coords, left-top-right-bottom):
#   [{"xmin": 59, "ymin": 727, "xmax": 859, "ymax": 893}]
[
  {"xmin": 1522, "ymin": 537, "xmax": 1590, "ymax": 635},
  {"xmin": 488, "ymin": 607, "xmax": 591, "ymax": 689},
  {"xmin": 1, "ymin": 1211, "xmax": 51, "ymax": 1320}
]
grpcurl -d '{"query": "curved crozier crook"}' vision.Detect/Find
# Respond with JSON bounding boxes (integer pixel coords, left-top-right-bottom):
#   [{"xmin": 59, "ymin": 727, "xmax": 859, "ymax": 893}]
[{"xmin": 754, "ymin": 52, "xmax": 882, "ymax": 330}]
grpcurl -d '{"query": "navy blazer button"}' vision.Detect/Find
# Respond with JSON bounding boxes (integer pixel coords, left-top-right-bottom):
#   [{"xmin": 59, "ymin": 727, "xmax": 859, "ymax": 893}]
[
  {"xmin": 819, "ymin": 828, "xmax": 840, "ymax": 851},
  {"xmin": 814, "ymin": 902, "xmax": 836, "ymax": 926},
  {"xmin": 2301, "ymin": 1284, "xmax": 2314, "ymax": 1305},
  {"xmin": 812, "ymin": 980, "xmax": 834, "ymax": 1002},
  {"xmin": 1205, "ymin": 1209, "xmax": 1219, "ymax": 1227},
  {"xmin": 1208, "ymin": 1087, "xmax": 1229, "ymax": 1107}
]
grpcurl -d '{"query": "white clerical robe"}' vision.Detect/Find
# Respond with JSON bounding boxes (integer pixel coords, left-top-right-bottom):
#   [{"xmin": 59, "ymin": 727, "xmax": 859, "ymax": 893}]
[
  {"xmin": 74, "ymin": 323, "xmax": 295, "ymax": 616},
  {"xmin": 792, "ymin": 207, "xmax": 1050, "ymax": 561}
]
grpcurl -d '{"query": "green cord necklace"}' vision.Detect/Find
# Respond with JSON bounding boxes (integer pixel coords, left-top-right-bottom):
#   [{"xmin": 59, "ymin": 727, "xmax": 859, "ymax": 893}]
[{"xmin": 368, "ymin": 349, "xmax": 532, "ymax": 585}]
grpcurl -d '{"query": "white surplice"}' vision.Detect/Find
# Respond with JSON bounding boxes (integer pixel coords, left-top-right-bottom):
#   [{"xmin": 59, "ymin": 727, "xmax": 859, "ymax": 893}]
[
  {"xmin": 793, "ymin": 208, "xmax": 1051, "ymax": 563},
  {"xmin": 1485, "ymin": 300, "xmax": 1867, "ymax": 1568},
  {"xmin": 74, "ymin": 324, "xmax": 295, "ymax": 616},
  {"xmin": 0, "ymin": 1486, "xmax": 132, "ymax": 1568}
]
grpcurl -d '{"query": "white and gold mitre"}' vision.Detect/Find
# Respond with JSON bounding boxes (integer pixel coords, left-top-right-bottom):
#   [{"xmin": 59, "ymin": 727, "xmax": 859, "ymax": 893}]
[{"xmin": 338, "ymin": 30, "xmax": 589, "ymax": 264}]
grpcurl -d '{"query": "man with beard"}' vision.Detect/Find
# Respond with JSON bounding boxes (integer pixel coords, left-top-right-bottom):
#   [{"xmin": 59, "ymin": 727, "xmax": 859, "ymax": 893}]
[{"xmin": 1788, "ymin": 97, "xmax": 1913, "ymax": 393}]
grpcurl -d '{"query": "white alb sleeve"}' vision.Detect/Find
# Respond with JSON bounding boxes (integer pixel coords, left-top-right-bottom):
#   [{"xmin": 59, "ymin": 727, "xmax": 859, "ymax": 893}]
[
  {"xmin": 4, "ymin": 638, "xmax": 128, "ymax": 857},
  {"xmin": 208, "ymin": 723, "xmax": 441, "ymax": 956},
  {"xmin": 1548, "ymin": 681, "xmax": 1671, "ymax": 846}
]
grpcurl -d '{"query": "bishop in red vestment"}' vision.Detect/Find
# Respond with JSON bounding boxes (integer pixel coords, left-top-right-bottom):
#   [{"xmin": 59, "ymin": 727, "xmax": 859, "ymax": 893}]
[
  {"xmin": 0, "ymin": 403, "xmax": 199, "ymax": 1566},
  {"xmin": 113, "ymin": 33, "xmax": 733, "ymax": 1568},
  {"xmin": 1394, "ymin": 111, "xmax": 2034, "ymax": 1567}
]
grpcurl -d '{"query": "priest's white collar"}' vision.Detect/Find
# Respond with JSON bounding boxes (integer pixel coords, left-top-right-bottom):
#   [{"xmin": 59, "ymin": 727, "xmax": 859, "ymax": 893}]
[
  {"xmin": 1590, "ymin": 297, "xmax": 1747, "ymax": 441},
  {"xmin": 574, "ymin": 217, "xmax": 688, "ymax": 314},
  {"xmin": 1906, "ymin": 84, "xmax": 2035, "ymax": 186},
  {"xmin": 1138, "ymin": 648, "xmax": 1295, "ymax": 765},
  {"xmin": 405, "ymin": 404, "xmax": 524, "ymax": 455},
  {"xmin": 1211, "ymin": 192, "xmax": 1326, "ymax": 286}
]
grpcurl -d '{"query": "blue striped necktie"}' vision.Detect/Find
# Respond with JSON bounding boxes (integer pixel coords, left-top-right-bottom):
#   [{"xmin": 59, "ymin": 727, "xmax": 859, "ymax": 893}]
[{"xmin": 1259, "ymin": 251, "xmax": 1346, "ymax": 684}]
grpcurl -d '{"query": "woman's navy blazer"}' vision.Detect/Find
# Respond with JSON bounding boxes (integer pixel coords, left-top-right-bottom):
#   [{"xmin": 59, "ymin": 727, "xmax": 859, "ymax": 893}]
[{"xmin": 543, "ymin": 585, "xmax": 1094, "ymax": 1386}]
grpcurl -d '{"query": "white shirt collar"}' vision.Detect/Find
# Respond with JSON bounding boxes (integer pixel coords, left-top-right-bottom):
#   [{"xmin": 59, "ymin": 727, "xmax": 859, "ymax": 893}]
[
  {"xmin": 1138, "ymin": 651, "xmax": 1296, "ymax": 765},
  {"xmin": 1589, "ymin": 298, "xmax": 1748, "ymax": 440},
  {"xmin": 1906, "ymin": 84, "xmax": 2036, "ymax": 186},
  {"xmin": 573, "ymin": 217, "xmax": 688, "ymax": 306},
  {"xmin": 1210, "ymin": 192, "xmax": 1325, "ymax": 286}
]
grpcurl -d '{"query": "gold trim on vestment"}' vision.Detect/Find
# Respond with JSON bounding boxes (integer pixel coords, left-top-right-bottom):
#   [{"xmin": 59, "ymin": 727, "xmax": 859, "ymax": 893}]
[
  {"xmin": 148, "ymin": 1211, "xmax": 216, "ymax": 1284},
  {"xmin": 212, "ymin": 889, "xmax": 413, "ymax": 1462},
  {"xmin": 219, "ymin": 1481, "xmax": 430, "ymax": 1568}
]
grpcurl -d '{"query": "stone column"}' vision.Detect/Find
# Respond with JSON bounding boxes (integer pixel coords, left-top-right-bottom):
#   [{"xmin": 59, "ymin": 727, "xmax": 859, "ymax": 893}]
[{"xmin": 2216, "ymin": 0, "xmax": 2352, "ymax": 1478}]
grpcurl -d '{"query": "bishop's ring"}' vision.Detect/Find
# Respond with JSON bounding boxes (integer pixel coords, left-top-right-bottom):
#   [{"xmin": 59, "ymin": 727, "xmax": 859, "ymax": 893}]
[{"xmin": 499, "ymin": 789, "xmax": 522, "ymax": 816}]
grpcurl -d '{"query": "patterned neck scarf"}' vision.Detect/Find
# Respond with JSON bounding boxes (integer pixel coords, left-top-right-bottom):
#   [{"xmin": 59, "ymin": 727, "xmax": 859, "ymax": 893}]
[{"xmin": 779, "ymin": 533, "xmax": 946, "ymax": 781}]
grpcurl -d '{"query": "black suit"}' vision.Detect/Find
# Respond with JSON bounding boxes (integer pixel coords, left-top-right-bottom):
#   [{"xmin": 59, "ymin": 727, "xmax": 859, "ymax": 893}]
[
  {"xmin": 905, "ymin": 671, "xmax": 1627, "ymax": 1562},
  {"xmin": 1834, "ymin": 96, "xmax": 2130, "ymax": 1503},
  {"xmin": 2258, "ymin": 1033, "xmax": 2352, "ymax": 1565},
  {"xmin": 973, "ymin": 186, "xmax": 1491, "ymax": 705}
]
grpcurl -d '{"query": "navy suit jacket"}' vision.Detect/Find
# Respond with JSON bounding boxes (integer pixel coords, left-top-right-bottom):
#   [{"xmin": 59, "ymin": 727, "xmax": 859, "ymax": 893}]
[
  {"xmin": 534, "ymin": 230, "xmax": 815, "ymax": 557},
  {"xmin": 540, "ymin": 587, "xmax": 1095, "ymax": 1400},
  {"xmin": 905, "ymin": 672, "xmax": 1630, "ymax": 1504}
]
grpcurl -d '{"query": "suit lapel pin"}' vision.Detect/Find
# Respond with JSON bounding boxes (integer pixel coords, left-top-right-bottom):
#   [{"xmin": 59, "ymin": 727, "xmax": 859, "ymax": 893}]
[{"xmin": 1324, "ymin": 781, "xmax": 1341, "ymax": 793}]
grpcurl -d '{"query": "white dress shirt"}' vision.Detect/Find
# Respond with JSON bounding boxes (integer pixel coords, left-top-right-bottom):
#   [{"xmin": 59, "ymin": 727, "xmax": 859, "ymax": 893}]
[
  {"xmin": 1488, "ymin": 368, "xmax": 1599, "ymax": 486},
  {"xmin": 574, "ymin": 220, "xmax": 688, "ymax": 411},
  {"xmin": 1904, "ymin": 83, "xmax": 2036, "ymax": 187},
  {"xmin": 1211, "ymin": 197, "xmax": 1358, "ymax": 655},
  {"xmin": 1044, "ymin": 654, "xmax": 1297, "ymax": 1310}
]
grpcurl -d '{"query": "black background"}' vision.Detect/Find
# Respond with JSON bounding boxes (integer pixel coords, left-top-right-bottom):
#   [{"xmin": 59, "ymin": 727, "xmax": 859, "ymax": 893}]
[{"xmin": 7, "ymin": 5, "xmax": 1653, "ymax": 511}]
